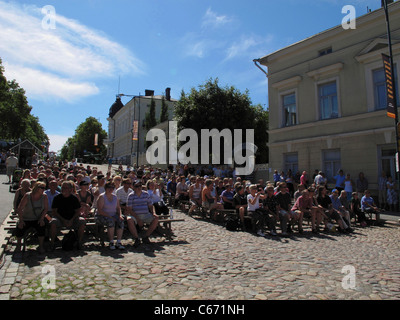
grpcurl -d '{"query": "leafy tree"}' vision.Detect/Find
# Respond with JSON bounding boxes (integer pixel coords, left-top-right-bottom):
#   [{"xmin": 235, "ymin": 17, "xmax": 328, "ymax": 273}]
[
  {"xmin": 174, "ymin": 78, "xmax": 268, "ymax": 164},
  {"xmin": 23, "ymin": 114, "xmax": 49, "ymax": 150},
  {"xmin": 144, "ymin": 97, "xmax": 158, "ymax": 148},
  {"xmin": 145, "ymin": 97, "xmax": 157, "ymax": 130},
  {"xmin": 252, "ymin": 104, "xmax": 269, "ymax": 163},
  {"xmin": 160, "ymin": 96, "xmax": 169, "ymax": 123},
  {"xmin": 60, "ymin": 137, "xmax": 76, "ymax": 160},
  {"xmin": 0, "ymin": 58, "xmax": 48, "ymax": 149},
  {"xmin": 59, "ymin": 117, "xmax": 107, "ymax": 160}
]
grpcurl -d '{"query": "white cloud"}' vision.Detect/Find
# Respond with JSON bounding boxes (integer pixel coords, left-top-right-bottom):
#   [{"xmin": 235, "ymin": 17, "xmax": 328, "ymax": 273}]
[
  {"xmin": 180, "ymin": 32, "xmax": 225, "ymax": 59},
  {"xmin": 3, "ymin": 62, "xmax": 99, "ymax": 102},
  {"xmin": 202, "ymin": 8, "xmax": 233, "ymax": 29},
  {"xmin": 48, "ymin": 134, "xmax": 71, "ymax": 153},
  {"xmin": 180, "ymin": 8, "xmax": 236, "ymax": 59},
  {"xmin": 0, "ymin": 1, "xmax": 145, "ymax": 102},
  {"xmin": 225, "ymin": 34, "xmax": 274, "ymax": 61},
  {"xmin": 183, "ymin": 39, "xmax": 208, "ymax": 59}
]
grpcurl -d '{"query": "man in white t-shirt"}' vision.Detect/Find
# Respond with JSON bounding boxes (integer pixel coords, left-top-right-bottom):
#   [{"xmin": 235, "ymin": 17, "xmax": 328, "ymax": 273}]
[
  {"xmin": 247, "ymin": 184, "xmax": 267, "ymax": 236},
  {"xmin": 116, "ymin": 178, "xmax": 133, "ymax": 214},
  {"xmin": 6, "ymin": 153, "xmax": 18, "ymax": 183}
]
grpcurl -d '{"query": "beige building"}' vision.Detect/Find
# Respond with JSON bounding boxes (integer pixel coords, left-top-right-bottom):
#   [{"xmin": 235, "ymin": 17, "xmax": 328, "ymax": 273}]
[
  {"xmin": 255, "ymin": 2, "xmax": 400, "ymax": 193},
  {"xmin": 105, "ymin": 89, "xmax": 176, "ymax": 166}
]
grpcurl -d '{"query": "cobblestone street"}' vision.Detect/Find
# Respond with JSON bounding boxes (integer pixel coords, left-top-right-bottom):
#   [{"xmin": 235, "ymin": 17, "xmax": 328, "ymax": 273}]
[{"xmin": 1, "ymin": 207, "xmax": 400, "ymax": 301}]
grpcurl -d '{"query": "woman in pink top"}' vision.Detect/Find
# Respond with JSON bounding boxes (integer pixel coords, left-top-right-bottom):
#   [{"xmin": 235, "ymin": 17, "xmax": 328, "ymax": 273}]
[
  {"xmin": 291, "ymin": 188, "xmax": 322, "ymax": 234},
  {"xmin": 300, "ymin": 171, "xmax": 308, "ymax": 187}
]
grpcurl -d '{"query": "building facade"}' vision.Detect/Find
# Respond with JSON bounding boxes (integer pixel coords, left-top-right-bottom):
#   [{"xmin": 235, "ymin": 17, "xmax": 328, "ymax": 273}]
[
  {"xmin": 105, "ymin": 89, "xmax": 176, "ymax": 166},
  {"xmin": 256, "ymin": 2, "xmax": 400, "ymax": 193}
]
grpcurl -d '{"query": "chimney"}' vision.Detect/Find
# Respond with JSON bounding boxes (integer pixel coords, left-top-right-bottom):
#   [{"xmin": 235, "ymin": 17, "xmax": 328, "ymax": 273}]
[
  {"xmin": 145, "ymin": 89, "xmax": 154, "ymax": 96},
  {"xmin": 165, "ymin": 87, "xmax": 171, "ymax": 101}
]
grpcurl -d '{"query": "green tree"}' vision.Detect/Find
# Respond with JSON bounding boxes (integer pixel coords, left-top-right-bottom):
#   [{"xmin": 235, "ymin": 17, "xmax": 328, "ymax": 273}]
[
  {"xmin": 174, "ymin": 78, "xmax": 268, "ymax": 164},
  {"xmin": 60, "ymin": 117, "xmax": 107, "ymax": 160},
  {"xmin": 252, "ymin": 104, "xmax": 269, "ymax": 163},
  {"xmin": 144, "ymin": 97, "xmax": 158, "ymax": 148},
  {"xmin": 60, "ymin": 137, "xmax": 76, "ymax": 160},
  {"xmin": 145, "ymin": 97, "xmax": 157, "ymax": 130},
  {"xmin": 159, "ymin": 96, "xmax": 169, "ymax": 123},
  {"xmin": 23, "ymin": 114, "xmax": 49, "ymax": 150},
  {"xmin": 0, "ymin": 58, "xmax": 49, "ymax": 149}
]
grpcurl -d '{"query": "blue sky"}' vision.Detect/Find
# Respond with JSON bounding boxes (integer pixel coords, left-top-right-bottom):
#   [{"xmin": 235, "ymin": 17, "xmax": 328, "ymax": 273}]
[{"xmin": 0, "ymin": 0, "xmax": 381, "ymax": 152}]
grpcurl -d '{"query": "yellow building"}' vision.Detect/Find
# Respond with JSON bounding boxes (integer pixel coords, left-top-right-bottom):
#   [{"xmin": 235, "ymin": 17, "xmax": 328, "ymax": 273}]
[{"xmin": 255, "ymin": 2, "xmax": 400, "ymax": 194}]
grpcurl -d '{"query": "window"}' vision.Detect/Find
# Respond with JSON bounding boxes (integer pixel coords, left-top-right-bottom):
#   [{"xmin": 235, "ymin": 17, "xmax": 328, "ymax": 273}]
[
  {"xmin": 373, "ymin": 66, "xmax": 399, "ymax": 110},
  {"xmin": 379, "ymin": 146, "xmax": 396, "ymax": 180},
  {"xmin": 282, "ymin": 93, "xmax": 297, "ymax": 127},
  {"xmin": 322, "ymin": 149, "xmax": 341, "ymax": 183},
  {"xmin": 319, "ymin": 47, "xmax": 332, "ymax": 57},
  {"xmin": 319, "ymin": 82, "xmax": 338, "ymax": 120},
  {"xmin": 373, "ymin": 68, "xmax": 387, "ymax": 110},
  {"xmin": 284, "ymin": 153, "xmax": 298, "ymax": 174}
]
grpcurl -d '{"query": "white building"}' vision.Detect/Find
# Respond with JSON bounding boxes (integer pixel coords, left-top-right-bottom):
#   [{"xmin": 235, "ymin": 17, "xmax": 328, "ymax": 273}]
[{"xmin": 105, "ymin": 89, "xmax": 176, "ymax": 166}]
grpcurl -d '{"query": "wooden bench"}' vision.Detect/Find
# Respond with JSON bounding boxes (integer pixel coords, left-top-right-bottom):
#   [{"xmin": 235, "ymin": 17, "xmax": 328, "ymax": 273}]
[
  {"xmin": 3, "ymin": 207, "xmax": 186, "ymax": 252},
  {"xmin": 187, "ymin": 206, "xmax": 208, "ymax": 219},
  {"xmin": 2, "ymin": 210, "xmax": 51, "ymax": 253},
  {"xmin": 156, "ymin": 215, "xmax": 185, "ymax": 240},
  {"xmin": 85, "ymin": 214, "xmax": 185, "ymax": 245},
  {"xmin": 178, "ymin": 200, "xmax": 191, "ymax": 213}
]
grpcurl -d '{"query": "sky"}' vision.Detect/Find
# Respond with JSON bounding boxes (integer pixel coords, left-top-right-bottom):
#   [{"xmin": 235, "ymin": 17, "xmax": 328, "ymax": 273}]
[{"xmin": 0, "ymin": 0, "xmax": 382, "ymax": 153}]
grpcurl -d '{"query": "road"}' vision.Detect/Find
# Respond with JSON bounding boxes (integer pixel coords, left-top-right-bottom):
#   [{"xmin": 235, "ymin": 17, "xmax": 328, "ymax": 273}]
[{"xmin": 0, "ymin": 174, "xmax": 16, "ymax": 224}]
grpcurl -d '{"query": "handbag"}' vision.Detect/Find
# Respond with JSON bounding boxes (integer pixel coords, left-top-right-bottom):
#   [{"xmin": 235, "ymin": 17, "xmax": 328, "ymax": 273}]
[{"xmin": 62, "ymin": 230, "xmax": 77, "ymax": 251}]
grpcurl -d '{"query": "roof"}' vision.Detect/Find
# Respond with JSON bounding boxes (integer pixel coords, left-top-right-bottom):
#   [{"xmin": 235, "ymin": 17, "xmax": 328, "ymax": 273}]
[
  {"xmin": 256, "ymin": 1, "xmax": 400, "ymax": 66},
  {"xmin": 109, "ymin": 96, "xmax": 124, "ymax": 118},
  {"xmin": 10, "ymin": 139, "xmax": 44, "ymax": 154}
]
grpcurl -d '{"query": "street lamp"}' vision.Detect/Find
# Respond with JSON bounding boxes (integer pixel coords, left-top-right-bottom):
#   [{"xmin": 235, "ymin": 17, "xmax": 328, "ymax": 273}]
[{"xmin": 382, "ymin": 0, "xmax": 400, "ymax": 184}]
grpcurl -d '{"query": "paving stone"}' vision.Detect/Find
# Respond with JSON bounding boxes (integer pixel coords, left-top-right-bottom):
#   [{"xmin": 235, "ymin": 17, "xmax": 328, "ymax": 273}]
[{"xmin": 0, "ymin": 209, "xmax": 399, "ymax": 300}]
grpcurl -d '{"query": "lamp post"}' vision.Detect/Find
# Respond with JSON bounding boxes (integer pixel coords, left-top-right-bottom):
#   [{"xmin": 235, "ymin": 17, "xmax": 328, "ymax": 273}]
[{"xmin": 382, "ymin": 0, "xmax": 400, "ymax": 186}]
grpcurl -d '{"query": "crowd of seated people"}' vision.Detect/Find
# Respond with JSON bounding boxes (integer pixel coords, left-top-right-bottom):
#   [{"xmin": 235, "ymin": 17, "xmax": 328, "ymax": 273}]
[{"xmin": 12, "ymin": 160, "xmax": 389, "ymax": 253}]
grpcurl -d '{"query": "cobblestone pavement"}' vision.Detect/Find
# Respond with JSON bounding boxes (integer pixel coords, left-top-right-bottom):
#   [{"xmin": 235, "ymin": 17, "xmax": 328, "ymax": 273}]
[{"xmin": 1, "ymin": 208, "xmax": 400, "ymax": 301}]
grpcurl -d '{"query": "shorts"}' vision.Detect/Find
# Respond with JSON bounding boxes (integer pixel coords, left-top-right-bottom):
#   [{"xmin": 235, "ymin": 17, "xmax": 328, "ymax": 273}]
[
  {"xmin": 95, "ymin": 215, "xmax": 124, "ymax": 229},
  {"xmin": 15, "ymin": 220, "xmax": 46, "ymax": 238},
  {"xmin": 290, "ymin": 210, "xmax": 301, "ymax": 219},
  {"xmin": 50, "ymin": 216, "xmax": 86, "ymax": 230},
  {"xmin": 190, "ymin": 198, "xmax": 201, "ymax": 206},
  {"xmin": 303, "ymin": 210, "xmax": 312, "ymax": 219},
  {"xmin": 325, "ymin": 210, "xmax": 341, "ymax": 221},
  {"xmin": 279, "ymin": 209, "xmax": 290, "ymax": 217},
  {"xmin": 6, "ymin": 166, "xmax": 16, "ymax": 176},
  {"xmin": 153, "ymin": 202, "xmax": 169, "ymax": 215},
  {"xmin": 223, "ymin": 202, "xmax": 235, "ymax": 210},
  {"xmin": 237, "ymin": 207, "xmax": 248, "ymax": 215},
  {"xmin": 202, "ymin": 201, "xmax": 212, "ymax": 210},
  {"xmin": 128, "ymin": 213, "xmax": 155, "ymax": 225}
]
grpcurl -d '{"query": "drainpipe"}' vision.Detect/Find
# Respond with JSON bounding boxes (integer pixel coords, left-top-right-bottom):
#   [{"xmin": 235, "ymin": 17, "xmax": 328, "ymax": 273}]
[{"xmin": 253, "ymin": 59, "xmax": 268, "ymax": 77}]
